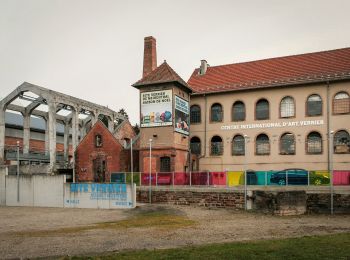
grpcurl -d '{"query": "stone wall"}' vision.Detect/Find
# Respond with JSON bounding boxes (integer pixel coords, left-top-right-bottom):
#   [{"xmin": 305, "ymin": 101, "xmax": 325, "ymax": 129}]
[
  {"xmin": 252, "ymin": 190, "xmax": 307, "ymax": 215},
  {"xmin": 307, "ymin": 193, "xmax": 350, "ymax": 214},
  {"xmin": 137, "ymin": 187, "xmax": 244, "ymax": 209},
  {"xmin": 136, "ymin": 187, "xmax": 350, "ymax": 214}
]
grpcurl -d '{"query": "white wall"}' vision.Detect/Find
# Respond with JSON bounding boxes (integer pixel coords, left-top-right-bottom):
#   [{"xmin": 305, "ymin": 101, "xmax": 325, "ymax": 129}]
[
  {"xmin": 33, "ymin": 175, "xmax": 65, "ymax": 207},
  {"xmin": 64, "ymin": 183, "xmax": 136, "ymax": 209},
  {"xmin": 0, "ymin": 166, "xmax": 7, "ymax": 205},
  {"xmin": 5, "ymin": 175, "xmax": 65, "ymax": 207},
  {"xmin": 4, "ymin": 174, "xmax": 136, "ymax": 209}
]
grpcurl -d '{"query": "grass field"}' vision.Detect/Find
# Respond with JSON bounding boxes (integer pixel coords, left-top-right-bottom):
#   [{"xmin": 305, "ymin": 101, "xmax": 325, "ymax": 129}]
[{"xmin": 66, "ymin": 233, "xmax": 350, "ymax": 260}]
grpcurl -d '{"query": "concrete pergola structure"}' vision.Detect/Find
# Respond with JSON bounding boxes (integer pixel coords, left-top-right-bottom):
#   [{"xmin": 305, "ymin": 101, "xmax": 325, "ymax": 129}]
[{"xmin": 0, "ymin": 82, "xmax": 124, "ymax": 178}]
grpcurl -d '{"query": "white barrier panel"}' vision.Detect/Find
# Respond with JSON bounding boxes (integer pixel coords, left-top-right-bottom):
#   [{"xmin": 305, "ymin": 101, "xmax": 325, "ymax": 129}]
[
  {"xmin": 5, "ymin": 175, "xmax": 65, "ymax": 207},
  {"xmin": 0, "ymin": 167, "xmax": 7, "ymax": 206},
  {"xmin": 64, "ymin": 183, "xmax": 136, "ymax": 209},
  {"xmin": 4, "ymin": 174, "xmax": 136, "ymax": 209},
  {"xmin": 33, "ymin": 175, "xmax": 65, "ymax": 207},
  {"xmin": 6, "ymin": 175, "xmax": 34, "ymax": 206}
]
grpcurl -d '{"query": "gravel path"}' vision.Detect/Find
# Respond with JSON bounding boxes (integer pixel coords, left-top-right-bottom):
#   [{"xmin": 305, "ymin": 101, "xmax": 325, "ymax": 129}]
[{"xmin": 0, "ymin": 205, "xmax": 349, "ymax": 259}]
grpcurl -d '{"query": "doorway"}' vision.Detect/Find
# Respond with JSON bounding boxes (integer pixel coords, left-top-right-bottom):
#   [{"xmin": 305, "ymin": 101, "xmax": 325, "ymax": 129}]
[{"xmin": 93, "ymin": 155, "xmax": 107, "ymax": 182}]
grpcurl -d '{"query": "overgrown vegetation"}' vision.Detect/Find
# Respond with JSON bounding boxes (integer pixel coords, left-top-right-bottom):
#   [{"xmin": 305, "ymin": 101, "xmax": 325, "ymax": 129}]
[
  {"xmin": 11, "ymin": 211, "xmax": 196, "ymax": 237},
  {"xmin": 65, "ymin": 233, "xmax": 350, "ymax": 260}
]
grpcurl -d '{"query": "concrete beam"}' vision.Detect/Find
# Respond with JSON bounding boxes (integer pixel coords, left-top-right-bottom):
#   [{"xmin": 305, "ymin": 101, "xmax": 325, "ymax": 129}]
[
  {"xmin": 7, "ymin": 104, "xmax": 67, "ymax": 122},
  {"xmin": 24, "ymin": 97, "xmax": 45, "ymax": 114}
]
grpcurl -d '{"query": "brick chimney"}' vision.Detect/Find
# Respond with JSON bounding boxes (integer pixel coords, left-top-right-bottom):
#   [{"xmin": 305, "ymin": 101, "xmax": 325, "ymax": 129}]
[{"xmin": 143, "ymin": 36, "xmax": 157, "ymax": 78}]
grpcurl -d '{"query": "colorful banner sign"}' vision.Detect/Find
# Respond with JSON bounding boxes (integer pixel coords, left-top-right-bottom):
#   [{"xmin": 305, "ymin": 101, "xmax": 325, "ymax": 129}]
[
  {"xmin": 140, "ymin": 90, "xmax": 173, "ymax": 127},
  {"xmin": 174, "ymin": 95, "xmax": 190, "ymax": 135}
]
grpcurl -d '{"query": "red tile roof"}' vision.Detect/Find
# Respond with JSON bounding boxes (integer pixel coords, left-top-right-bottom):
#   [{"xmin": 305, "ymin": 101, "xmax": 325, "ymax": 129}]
[
  {"xmin": 133, "ymin": 61, "xmax": 191, "ymax": 91},
  {"xmin": 187, "ymin": 48, "xmax": 350, "ymax": 94}
]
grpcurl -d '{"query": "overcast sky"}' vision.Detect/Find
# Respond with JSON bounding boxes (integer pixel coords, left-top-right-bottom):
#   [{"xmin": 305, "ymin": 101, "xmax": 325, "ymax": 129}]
[{"xmin": 1, "ymin": 0, "xmax": 349, "ymax": 124}]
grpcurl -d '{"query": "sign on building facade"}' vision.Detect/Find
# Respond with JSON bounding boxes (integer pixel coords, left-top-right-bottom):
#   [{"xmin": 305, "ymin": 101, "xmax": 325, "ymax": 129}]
[
  {"xmin": 174, "ymin": 95, "xmax": 190, "ymax": 135},
  {"xmin": 140, "ymin": 90, "xmax": 173, "ymax": 127}
]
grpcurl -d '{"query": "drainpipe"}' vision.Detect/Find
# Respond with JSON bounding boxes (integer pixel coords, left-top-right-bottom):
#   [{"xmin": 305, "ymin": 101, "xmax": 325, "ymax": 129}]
[
  {"xmin": 188, "ymin": 93, "xmax": 191, "ymax": 172},
  {"xmin": 204, "ymin": 94, "xmax": 207, "ymax": 157},
  {"xmin": 326, "ymin": 81, "xmax": 331, "ymax": 171}
]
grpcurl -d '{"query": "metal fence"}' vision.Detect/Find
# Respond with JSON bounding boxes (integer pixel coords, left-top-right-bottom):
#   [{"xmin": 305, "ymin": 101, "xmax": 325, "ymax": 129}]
[{"xmin": 110, "ymin": 170, "xmax": 350, "ymax": 186}]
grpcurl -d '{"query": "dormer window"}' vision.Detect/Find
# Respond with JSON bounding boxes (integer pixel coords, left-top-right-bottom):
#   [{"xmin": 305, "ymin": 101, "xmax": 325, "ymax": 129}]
[{"xmin": 95, "ymin": 134, "xmax": 102, "ymax": 147}]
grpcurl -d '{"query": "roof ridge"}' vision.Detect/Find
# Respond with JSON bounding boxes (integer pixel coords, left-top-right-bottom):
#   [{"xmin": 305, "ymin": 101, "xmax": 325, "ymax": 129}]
[
  {"xmin": 202, "ymin": 47, "xmax": 350, "ymax": 70},
  {"xmin": 187, "ymin": 47, "xmax": 350, "ymax": 94},
  {"xmin": 132, "ymin": 61, "xmax": 192, "ymax": 91}
]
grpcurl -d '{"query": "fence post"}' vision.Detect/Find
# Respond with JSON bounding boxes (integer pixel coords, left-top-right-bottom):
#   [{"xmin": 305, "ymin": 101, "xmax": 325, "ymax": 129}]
[
  {"xmin": 265, "ymin": 171, "xmax": 267, "ymax": 186},
  {"xmin": 307, "ymin": 171, "xmax": 310, "ymax": 186},
  {"xmin": 190, "ymin": 171, "xmax": 192, "ymax": 186},
  {"xmin": 172, "ymin": 172, "xmax": 175, "ymax": 187},
  {"xmin": 156, "ymin": 172, "xmax": 158, "ymax": 186},
  {"xmin": 286, "ymin": 170, "xmax": 289, "ymax": 186},
  {"xmin": 139, "ymin": 172, "xmax": 141, "ymax": 187},
  {"xmin": 244, "ymin": 170, "xmax": 247, "ymax": 210},
  {"xmin": 207, "ymin": 171, "xmax": 209, "ymax": 186}
]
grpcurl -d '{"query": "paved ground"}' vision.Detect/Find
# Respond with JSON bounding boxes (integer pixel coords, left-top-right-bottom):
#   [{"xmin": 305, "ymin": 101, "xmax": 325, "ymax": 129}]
[{"xmin": 0, "ymin": 204, "xmax": 349, "ymax": 259}]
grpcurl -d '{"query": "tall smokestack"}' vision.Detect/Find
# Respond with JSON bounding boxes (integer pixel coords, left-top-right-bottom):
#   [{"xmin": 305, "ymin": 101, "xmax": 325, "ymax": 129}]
[{"xmin": 143, "ymin": 36, "xmax": 157, "ymax": 78}]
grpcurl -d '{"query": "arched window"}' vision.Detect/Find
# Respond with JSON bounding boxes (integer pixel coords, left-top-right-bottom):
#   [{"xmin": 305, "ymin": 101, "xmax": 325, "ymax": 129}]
[
  {"xmin": 280, "ymin": 96, "xmax": 295, "ymax": 118},
  {"xmin": 232, "ymin": 101, "xmax": 245, "ymax": 121},
  {"xmin": 256, "ymin": 134, "xmax": 270, "ymax": 155},
  {"xmin": 190, "ymin": 105, "xmax": 201, "ymax": 123},
  {"xmin": 232, "ymin": 135, "xmax": 245, "ymax": 155},
  {"xmin": 306, "ymin": 132, "xmax": 322, "ymax": 154},
  {"xmin": 334, "ymin": 130, "xmax": 350, "ymax": 154},
  {"xmin": 333, "ymin": 92, "xmax": 350, "ymax": 114},
  {"xmin": 190, "ymin": 136, "xmax": 201, "ymax": 155},
  {"xmin": 306, "ymin": 94, "xmax": 322, "ymax": 116},
  {"xmin": 211, "ymin": 135, "xmax": 223, "ymax": 156},
  {"xmin": 160, "ymin": 157, "xmax": 171, "ymax": 172},
  {"xmin": 211, "ymin": 103, "xmax": 223, "ymax": 122},
  {"xmin": 280, "ymin": 133, "xmax": 295, "ymax": 155},
  {"xmin": 256, "ymin": 99, "xmax": 269, "ymax": 120},
  {"xmin": 95, "ymin": 134, "xmax": 102, "ymax": 147}
]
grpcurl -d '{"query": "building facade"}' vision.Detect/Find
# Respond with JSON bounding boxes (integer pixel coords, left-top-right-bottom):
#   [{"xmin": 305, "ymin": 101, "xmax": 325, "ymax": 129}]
[
  {"xmin": 134, "ymin": 38, "xmax": 350, "ymax": 173},
  {"xmin": 133, "ymin": 37, "xmax": 192, "ymax": 173},
  {"xmin": 188, "ymin": 49, "xmax": 350, "ymax": 172}
]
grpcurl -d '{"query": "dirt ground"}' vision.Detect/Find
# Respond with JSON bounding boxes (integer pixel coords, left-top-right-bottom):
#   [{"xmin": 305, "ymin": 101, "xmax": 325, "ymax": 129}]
[{"xmin": 0, "ymin": 204, "xmax": 349, "ymax": 259}]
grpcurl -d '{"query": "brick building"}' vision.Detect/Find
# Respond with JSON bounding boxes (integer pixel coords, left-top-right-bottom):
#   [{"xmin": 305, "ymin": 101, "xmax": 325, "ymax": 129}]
[
  {"xmin": 132, "ymin": 37, "xmax": 192, "ymax": 173},
  {"xmin": 75, "ymin": 120, "xmax": 138, "ymax": 182}
]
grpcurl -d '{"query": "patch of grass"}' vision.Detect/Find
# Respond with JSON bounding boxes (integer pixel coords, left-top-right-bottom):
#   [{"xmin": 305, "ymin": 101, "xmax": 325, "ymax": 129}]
[
  {"xmin": 10, "ymin": 211, "xmax": 196, "ymax": 237},
  {"xmin": 66, "ymin": 233, "xmax": 350, "ymax": 260}
]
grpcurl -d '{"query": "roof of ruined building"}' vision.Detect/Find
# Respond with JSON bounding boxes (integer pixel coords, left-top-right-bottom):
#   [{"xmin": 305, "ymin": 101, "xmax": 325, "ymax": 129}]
[
  {"xmin": 5, "ymin": 111, "xmax": 64, "ymax": 133},
  {"xmin": 187, "ymin": 47, "xmax": 350, "ymax": 94},
  {"xmin": 133, "ymin": 61, "xmax": 192, "ymax": 91}
]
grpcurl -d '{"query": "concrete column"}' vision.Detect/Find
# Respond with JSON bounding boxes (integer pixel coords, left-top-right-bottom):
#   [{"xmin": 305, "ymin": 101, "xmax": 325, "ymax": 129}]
[
  {"xmin": 72, "ymin": 109, "xmax": 79, "ymax": 152},
  {"xmin": 108, "ymin": 117, "xmax": 114, "ymax": 133},
  {"xmin": 0, "ymin": 106, "xmax": 5, "ymax": 164},
  {"xmin": 44, "ymin": 117, "xmax": 49, "ymax": 155},
  {"xmin": 80, "ymin": 123, "xmax": 86, "ymax": 139},
  {"xmin": 72, "ymin": 108, "xmax": 79, "ymax": 182},
  {"xmin": 91, "ymin": 112, "xmax": 98, "ymax": 126},
  {"xmin": 23, "ymin": 113, "xmax": 31, "ymax": 154},
  {"xmin": 63, "ymin": 121, "xmax": 69, "ymax": 161},
  {"xmin": 48, "ymin": 102, "xmax": 57, "ymax": 171}
]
